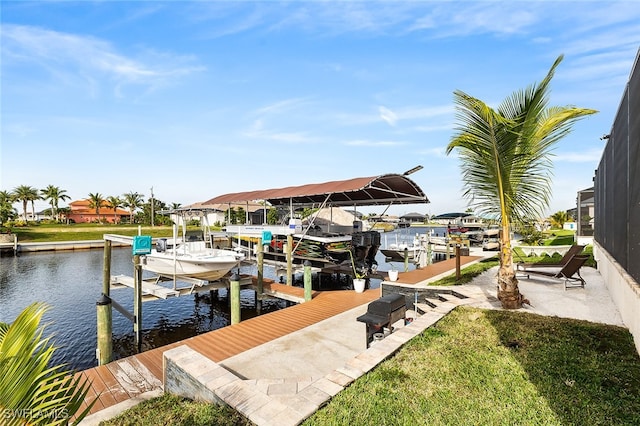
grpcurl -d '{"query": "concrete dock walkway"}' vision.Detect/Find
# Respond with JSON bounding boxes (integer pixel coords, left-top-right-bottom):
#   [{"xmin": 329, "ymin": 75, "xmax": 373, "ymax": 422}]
[{"xmin": 81, "ymin": 260, "xmax": 626, "ymax": 426}]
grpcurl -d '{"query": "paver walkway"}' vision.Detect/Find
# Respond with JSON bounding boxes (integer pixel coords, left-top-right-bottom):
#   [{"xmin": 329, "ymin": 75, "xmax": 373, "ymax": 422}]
[{"xmin": 81, "ymin": 258, "xmax": 625, "ymax": 426}]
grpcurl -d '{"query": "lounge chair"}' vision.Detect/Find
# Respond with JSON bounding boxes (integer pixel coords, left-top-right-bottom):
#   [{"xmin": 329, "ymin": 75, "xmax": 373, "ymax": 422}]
[
  {"xmin": 516, "ymin": 244, "xmax": 585, "ymax": 271},
  {"xmin": 520, "ymin": 254, "xmax": 589, "ymax": 290}
]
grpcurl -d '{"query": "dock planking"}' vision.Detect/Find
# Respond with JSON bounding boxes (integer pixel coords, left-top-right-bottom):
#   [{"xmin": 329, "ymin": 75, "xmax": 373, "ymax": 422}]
[
  {"xmin": 386, "ymin": 255, "xmax": 483, "ymax": 284},
  {"xmin": 75, "ymin": 286, "xmax": 380, "ymax": 418},
  {"xmin": 76, "ymin": 257, "xmax": 492, "ymax": 419}
]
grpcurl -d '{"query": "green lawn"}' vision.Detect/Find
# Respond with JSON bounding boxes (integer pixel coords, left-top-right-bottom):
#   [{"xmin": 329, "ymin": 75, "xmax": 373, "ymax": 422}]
[
  {"xmin": 542, "ymin": 229, "xmax": 576, "ymax": 246},
  {"xmin": 99, "ymin": 258, "xmax": 638, "ymax": 426},
  {"xmin": 304, "ymin": 307, "xmax": 640, "ymax": 426},
  {"xmin": 100, "ymin": 307, "xmax": 640, "ymax": 426},
  {"xmin": 13, "ymin": 225, "xmax": 633, "ymax": 425},
  {"xmin": 9, "ymin": 223, "xmax": 194, "ymax": 242}
]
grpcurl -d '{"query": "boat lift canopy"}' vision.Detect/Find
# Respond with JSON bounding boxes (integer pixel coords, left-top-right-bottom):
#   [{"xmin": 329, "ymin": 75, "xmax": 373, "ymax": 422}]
[{"xmin": 200, "ymin": 173, "xmax": 429, "ymax": 208}]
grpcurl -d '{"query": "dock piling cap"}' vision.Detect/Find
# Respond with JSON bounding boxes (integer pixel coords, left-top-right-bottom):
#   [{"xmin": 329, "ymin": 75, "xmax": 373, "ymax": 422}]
[{"xmin": 96, "ymin": 293, "xmax": 111, "ymax": 305}]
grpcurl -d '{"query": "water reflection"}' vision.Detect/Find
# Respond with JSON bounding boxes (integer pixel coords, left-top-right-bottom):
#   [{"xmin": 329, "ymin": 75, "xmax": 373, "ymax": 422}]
[
  {"xmin": 0, "ymin": 226, "xmax": 440, "ymax": 372},
  {"xmin": 0, "ymin": 247, "xmax": 285, "ymax": 371}
]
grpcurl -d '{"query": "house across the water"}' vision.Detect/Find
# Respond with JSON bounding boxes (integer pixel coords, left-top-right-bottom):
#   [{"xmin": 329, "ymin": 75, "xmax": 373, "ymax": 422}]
[{"xmin": 66, "ymin": 199, "xmax": 130, "ymax": 224}]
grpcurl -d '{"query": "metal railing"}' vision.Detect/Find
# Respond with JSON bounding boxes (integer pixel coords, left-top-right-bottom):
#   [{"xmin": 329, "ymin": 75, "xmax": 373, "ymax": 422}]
[{"xmin": 594, "ymin": 49, "xmax": 640, "ymax": 284}]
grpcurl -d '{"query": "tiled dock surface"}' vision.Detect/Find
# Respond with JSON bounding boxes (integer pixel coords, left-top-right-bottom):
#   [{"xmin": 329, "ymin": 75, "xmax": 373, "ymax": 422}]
[
  {"xmin": 78, "ymin": 284, "xmax": 380, "ymax": 424},
  {"xmin": 78, "ymin": 257, "xmax": 490, "ymax": 425},
  {"xmin": 81, "ymin": 259, "xmax": 624, "ymax": 426},
  {"xmin": 162, "ymin": 286, "xmax": 487, "ymax": 426}
]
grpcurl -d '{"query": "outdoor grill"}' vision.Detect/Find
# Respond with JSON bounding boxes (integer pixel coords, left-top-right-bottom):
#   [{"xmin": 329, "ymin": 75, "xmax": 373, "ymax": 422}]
[{"xmin": 357, "ymin": 293, "xmax": 407, "ymax": 347}]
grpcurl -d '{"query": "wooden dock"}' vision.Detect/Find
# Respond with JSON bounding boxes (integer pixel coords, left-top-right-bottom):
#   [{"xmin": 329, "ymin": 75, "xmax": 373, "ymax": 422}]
[
  {"xmin": 0, "ymin": 234, "xmax": 18, "ymax": 255},
  {"xmin": 110, "ymin": 274, "xmax": 256, "ymax": 301},
  {"xmin": 75, "ymin": 285, "xmax": 380, "ymax": 418},
  {"xmin": 76, "ymin": 256, "xmax": 489, "ymax": 420},
  {"xmin": 383, "ymin": 255, "xmax": 483, "ymax": 285}
]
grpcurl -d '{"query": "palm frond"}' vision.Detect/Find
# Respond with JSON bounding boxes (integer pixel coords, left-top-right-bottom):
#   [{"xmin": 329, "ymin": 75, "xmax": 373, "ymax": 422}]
[
  {"xmin": 0, "ymin": 303, "xmax": 94, "ymax": 425},
  {"xmin": 447, "ymin": 55, "xmax": 597, "ymax": 225}
]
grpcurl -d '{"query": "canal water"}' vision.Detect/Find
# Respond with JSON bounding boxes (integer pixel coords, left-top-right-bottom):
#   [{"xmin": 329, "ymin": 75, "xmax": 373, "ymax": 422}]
[
  {"xmin": 0, "ymin": 247, "xmax": 287, "ymax": 371},
  {"xmin": 0, "ymin": 226, "xmax": 444, "ymax": 372}
]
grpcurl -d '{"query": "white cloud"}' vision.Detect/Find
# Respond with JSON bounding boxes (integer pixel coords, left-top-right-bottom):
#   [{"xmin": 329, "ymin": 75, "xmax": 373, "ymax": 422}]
[
  {"xmin": 243, "ymin": 120, "xmax": 315, "ymax": 144},
  {"xmin": 345, "ymin": 140, "xmax": 405, "ymax": 147},
  {"xmin": 417, "ymin": 146, "xmax": 450, "ymax": 158},
  {"xmin": 379, "ymin": 106, "xmax": 397, "ymax": 126},
  {"xmin": 1, "ymin": 25, "xmax": 205, "ymax": 96},
  {"xmin": 253, "ymin": 98, "xmax": 311, "ymax": 116},
  {"xmin": 554, "ymin": 149, "xmax": 604, "ymax": 163}
]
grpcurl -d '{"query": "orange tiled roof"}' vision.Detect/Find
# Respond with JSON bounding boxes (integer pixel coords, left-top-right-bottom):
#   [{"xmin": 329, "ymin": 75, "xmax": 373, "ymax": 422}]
[{"xmin": 69, "ymin": 199, "xmax": 130, "ymax": 215}]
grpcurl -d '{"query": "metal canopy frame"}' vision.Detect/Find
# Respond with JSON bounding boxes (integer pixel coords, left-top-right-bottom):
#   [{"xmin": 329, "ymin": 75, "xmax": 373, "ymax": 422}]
[{"xmin": 201, "ymin": 173, "xmax": 429, "ymax": 208}]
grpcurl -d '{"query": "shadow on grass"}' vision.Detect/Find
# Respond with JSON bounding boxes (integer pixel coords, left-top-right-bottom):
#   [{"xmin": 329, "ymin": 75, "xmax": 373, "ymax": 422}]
[{"xmin": 486, "ymin": 309, "xmax": 640, "ymax": 425}]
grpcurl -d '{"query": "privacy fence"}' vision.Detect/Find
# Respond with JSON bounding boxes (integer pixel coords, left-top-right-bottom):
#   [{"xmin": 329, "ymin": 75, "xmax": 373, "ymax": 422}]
[{"xmin": 594, "ymin": 49, "xmax": 640, "ymax": 285}]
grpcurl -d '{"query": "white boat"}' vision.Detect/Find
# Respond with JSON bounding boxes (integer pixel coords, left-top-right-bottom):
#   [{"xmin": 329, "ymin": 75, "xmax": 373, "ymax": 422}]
[
  {"xmin": 142, "ymin": 240, "xmax": 244, "ymax": 281},
  {"xmin": 380, "ymin": 232, "xmax": 430, "ymax": 262},
  {"xmin": 482, "ymin": 228, "xmax": 501, "ymax": 251},
  {"xmin": 141, "ymin": 208, "xmax": 245, "ymax": 281},
  {"xmin": 379, "ymin": 242, "xmax": 422, "ymax": 262},
  {"xmin": 224, "ymin": 222, "xmax": 354, "ymax": 267}
]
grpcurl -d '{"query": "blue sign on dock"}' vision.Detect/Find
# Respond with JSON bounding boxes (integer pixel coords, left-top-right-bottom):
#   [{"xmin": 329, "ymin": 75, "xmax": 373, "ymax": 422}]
[{"xmin": 132, "ymin": 235, "xmax": 152, "ymax": 255}]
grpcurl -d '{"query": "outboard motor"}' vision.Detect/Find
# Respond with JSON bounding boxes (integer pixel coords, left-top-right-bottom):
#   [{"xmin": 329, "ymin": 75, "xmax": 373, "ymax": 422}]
[
  {"xmin": 351, "ymin": 231, "xmax": 380, "ymax": 274},
  {"xmin": 366, "ymin": 231, "xmax": 381, "ymax": 272},
  {"xmin": 156, "ymin": 238, "xmax": 167, "ymax": 253}
]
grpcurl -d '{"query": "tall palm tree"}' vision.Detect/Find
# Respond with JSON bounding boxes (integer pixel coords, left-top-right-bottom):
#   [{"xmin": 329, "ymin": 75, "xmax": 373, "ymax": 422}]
[
  {"xmin": 41, "ymin": 185, "xmax": 71, "ymax": 222},
  {"xmin": 122, "ymin": 191, "xmax": 144, "ymax": 224},
  {"xmin": 0, "ymin": 190, "xmax": 17, "ymax": 226},
  {"xmin": 57, "ymin": 207, "xmax": 71, "ymax": 224},
  {"xmin": 0, "ymin": 302, "xmax": 94, "ymax": 425},
  {"xmin": 550, "ymin": 210, "xmax": 569, "ymax": 229},
  {"xmin": 106, "ymin": 195, "xmax": 123, "ymax": 224},
  {"xmin": 87, "ymin": 192, "xmax": 105, "ymax": 222},
  {"xmin": 446, "ymin": 55, "xmax": 597, "ymax": 309},
  {"xmin": 12, "ymin": 185, "xmax": 40, "ymax": 222}
]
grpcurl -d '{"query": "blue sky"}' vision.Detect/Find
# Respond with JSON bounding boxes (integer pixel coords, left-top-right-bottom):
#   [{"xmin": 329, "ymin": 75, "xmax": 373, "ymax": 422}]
[{"xmin": 2, "ymin": 1, "xmax": 639, "ymax": 218}]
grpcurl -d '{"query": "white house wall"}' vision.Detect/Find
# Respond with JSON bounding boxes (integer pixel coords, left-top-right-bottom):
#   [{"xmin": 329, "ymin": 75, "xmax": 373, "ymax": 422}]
[{"xmin": 594, "ymin": 241, "xmax": 640, "ymax": 354}]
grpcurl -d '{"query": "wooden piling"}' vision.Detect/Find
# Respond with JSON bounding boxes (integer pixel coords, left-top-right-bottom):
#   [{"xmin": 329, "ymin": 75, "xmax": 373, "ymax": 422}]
[
  {"xmin": 257, "ymin": 239, "xmax": 264, "ymax": 293},
  {"xmin": 256, "ymin": 239, "xmax": 264, "ymax": 313},
  {"xmin": 133, "ymin": 254, "xmax": 143, "ymax": 351},
  {"xmin": 102, "ymin": 239, "xmax": 112, "ymax": 296},
  {"xmin": 404, "ymin": 247, "xmax": 409, "ymax": 272},
  {"xmin": 96, "ymin": 293, "xmax": 112, "ymax": 365},
  {"xmin": 286, "ymin": 234, "xmax": 293, "ymax": 286},
  {"xmin": 455, "ymin": 245, "xmax": 461, "ymax": 281},
  {"xmin": 303, "ymin": 260, "xmax": 312, "ymax": 302},
  {"xmin": 97, "ymin": 238, "xmax": 113, "ymax": 365},
  {"xmin": 230, "ymin": 273, "xmax": 240, "ymax": 325}
]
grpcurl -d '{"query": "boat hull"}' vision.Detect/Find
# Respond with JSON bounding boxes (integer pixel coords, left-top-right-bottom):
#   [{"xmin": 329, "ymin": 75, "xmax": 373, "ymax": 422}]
[
  {"xmin": 380, "ymin": 247, "xmax": 420, "ymax": 262},
  {"xmin": 232, "ymin": 233, "xmax": 352, "ymax": 266},
  {"xmin": 142, "ymin": 249, "xmax": 243, "ymax": 281}
]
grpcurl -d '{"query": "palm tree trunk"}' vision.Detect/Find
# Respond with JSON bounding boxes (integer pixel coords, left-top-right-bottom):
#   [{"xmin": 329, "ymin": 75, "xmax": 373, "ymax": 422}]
[{"xmin": 497, "ymin": 226, "xmax": 524, "ymax": 309}]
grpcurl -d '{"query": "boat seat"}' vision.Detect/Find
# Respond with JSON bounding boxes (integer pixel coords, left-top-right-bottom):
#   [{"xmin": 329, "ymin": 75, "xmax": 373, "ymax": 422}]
[{"xmin": 187, "ymin": 241, "xmax": 207, "ymax": 253}]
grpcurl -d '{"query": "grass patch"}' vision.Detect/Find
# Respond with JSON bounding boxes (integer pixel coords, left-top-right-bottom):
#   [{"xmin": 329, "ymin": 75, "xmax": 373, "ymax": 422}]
[
  {"xmin": 541, "ymin": 229, "xmax": 576, "ymax": 246},
  {"xmin": 430, "ymin": 256, "xmax": 499, "ymax": 286},
  {"xmin": 514, "ymin": 245, "xmax": 596, "ymax": 268},
  {"xmin": 304, "ymin": 307, "xmax": 640, "ymax": 425},
  {"xmin": 10, "ymin": 224, "xmax": 192, "ymax": 242},
  {"xmin": 99, "ymin": 393, "xmax": 252, "ymax": 426},
  {"xmin": 98, "ymin": 308, "xmax": 640, "ymax": 426}
]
